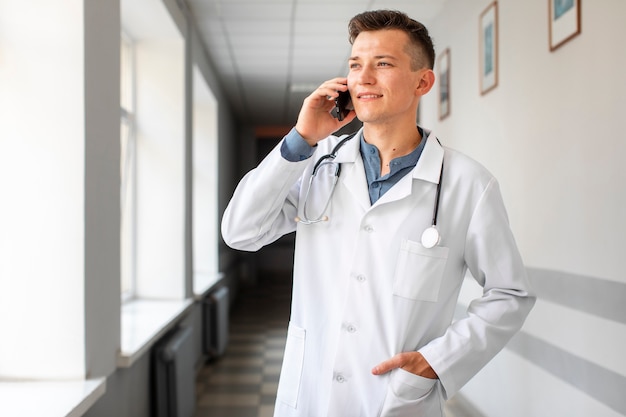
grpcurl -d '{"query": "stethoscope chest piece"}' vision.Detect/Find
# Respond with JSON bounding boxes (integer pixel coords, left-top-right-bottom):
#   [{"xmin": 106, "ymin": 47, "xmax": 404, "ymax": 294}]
[{"xmin": 421, "ymin": 226, "xmax": 441, "ymax": 249}]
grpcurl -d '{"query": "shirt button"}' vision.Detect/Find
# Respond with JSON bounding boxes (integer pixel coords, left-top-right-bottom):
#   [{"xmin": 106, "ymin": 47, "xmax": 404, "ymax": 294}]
[
  {"xmin": 347, "ymin": 324, "xmax": 357, "ymax": 333},
  {"xmin": 363, "ymin": 225, "xmax": 374, "ymax": 233},
  {"xmin": 372, "ymin": 183, "xmax": 380, "ymax": 189},
  {"xmin": 356, "ymin": 274, "xmax": 366, "ymax": 283},
  {"xmin": 336, "ymin": 374, "xmax": 347, "ymax": 383}
]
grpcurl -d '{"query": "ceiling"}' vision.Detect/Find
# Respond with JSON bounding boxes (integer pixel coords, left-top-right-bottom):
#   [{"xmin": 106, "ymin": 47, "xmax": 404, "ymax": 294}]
[{"xmin": 185, "ymin": 0, "xmax": 446, "ymax": 131}]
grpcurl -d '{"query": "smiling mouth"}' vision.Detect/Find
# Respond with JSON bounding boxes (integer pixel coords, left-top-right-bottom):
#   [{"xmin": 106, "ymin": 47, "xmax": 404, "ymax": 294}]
[{"xmin": 358, "ymin": 94, "xmax": 382, "ymax": 99}]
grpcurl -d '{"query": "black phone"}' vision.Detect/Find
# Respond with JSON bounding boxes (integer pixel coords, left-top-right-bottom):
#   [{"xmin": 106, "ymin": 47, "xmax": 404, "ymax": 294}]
[{"xmin": 331, "ymin": 90, "xmax": 352, "ymax": 121}]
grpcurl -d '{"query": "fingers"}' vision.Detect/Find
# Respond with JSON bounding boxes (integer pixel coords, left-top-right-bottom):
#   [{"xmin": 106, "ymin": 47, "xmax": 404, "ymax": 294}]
[
  {"xmin": 295, "ymin": 77, "xmax": 354, "ymax": 145},
  {"xmin": 371, "ymin": 353, "xmax": 407, "ymax": 375},
  {"xmin": 371, "ymin": 352, "xmax": 438, "ymax": 379},
  {"xmin": 302, "ymin": 79, "xmax": 348, "ymax": 114},
  {"xmin": 314, "ymin": 77, "xmax": 349, "ymax": 100}
]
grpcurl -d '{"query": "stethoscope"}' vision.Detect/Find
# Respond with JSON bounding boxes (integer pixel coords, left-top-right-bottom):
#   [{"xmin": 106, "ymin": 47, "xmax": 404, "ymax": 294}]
[
  {"xmin": 421, "ymin": 160, "xmax": 443, "ymax": 248},
  {"xmin": 295, "ymin": 132, "xmax": 444, "ymax": 249}
]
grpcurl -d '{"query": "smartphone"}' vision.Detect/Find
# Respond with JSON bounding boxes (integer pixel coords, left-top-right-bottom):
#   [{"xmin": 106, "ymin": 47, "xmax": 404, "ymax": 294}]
[{"xmin": 331, "ymin": 90, "xmax": 352, "ymax": 121}]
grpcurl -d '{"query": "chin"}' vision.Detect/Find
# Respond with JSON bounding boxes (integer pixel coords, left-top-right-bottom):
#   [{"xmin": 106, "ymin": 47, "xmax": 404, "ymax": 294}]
[
  {"xmin": 354, "ymin": 110, "xmax": 377, "ymax": 123},
  {"xmin": 357, "ymin": 115, "xmax": 382, "ymax": 125}
]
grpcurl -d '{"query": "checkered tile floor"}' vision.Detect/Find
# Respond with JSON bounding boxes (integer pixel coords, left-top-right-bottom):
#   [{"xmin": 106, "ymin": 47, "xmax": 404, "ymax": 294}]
[
  {"xmin": 194, "ymin": 272, "xmax": 291, "ymax": 417},
  {"xmin": 194, "ymin": 270, "xmax": 480, "ymax": 417}
]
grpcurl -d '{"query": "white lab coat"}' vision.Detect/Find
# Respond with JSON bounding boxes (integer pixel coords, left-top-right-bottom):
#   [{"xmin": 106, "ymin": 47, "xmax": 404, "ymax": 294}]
[{"xmin": 221, "ymin": 128, "xmax": 535, "ymax": 417}]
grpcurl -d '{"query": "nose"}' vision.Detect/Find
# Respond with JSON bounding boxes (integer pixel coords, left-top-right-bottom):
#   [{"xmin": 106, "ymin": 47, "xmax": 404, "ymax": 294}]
[{"xmin": 353, "ymin": 65, "xmax": 375, "ymax": 85}]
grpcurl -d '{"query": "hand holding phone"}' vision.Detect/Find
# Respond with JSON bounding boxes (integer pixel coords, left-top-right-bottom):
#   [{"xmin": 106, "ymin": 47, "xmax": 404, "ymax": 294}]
[
  {"xmin": 331, "ymin": 90, "xmax": 353, "ymax": 121},
  {"xmin": 295, "ymin": 78, "xmax": 354, "ymax": 146}
]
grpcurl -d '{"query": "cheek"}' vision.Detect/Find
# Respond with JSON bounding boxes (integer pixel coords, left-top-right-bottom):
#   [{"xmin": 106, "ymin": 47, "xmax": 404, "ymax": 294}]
[
  {"xmin": 346, "ymin": 75, "xmax": 356, "ymax": 91},
  {"xmin": 391, "ymin": 78, "xmax": 419, "ymax": 100}
]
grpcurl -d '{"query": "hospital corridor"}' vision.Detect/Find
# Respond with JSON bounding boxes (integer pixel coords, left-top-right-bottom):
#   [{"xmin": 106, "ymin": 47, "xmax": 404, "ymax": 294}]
[{"xmin": 1, "ymin": 0, "xmax": 625, "ymax": 417}]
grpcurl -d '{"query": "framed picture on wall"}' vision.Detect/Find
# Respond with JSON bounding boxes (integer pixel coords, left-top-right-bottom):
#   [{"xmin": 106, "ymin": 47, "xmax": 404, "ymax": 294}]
[
  {"xmin": 438, "ymin": 48, "xmax": 451, "ymax": 120},
  {"xmin": 549, "ymin": 0, "xmax": 581, "ymax": 51},
  {"xmin": 479, "ymin": 1, "xmax": 498, "ymax": 95}
]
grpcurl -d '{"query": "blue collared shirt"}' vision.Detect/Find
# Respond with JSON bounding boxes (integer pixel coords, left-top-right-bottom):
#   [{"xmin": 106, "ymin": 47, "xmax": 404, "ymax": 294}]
[{"xmin": 281, "ymin": 127, "xmax": 426, "ymax": 204}]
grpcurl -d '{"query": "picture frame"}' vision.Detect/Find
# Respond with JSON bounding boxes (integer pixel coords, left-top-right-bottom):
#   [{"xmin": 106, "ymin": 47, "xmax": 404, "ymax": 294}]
[
  {"xmin": 549, "ymin": 0, "xmax": 581, "ymax": 51},
  {"xmin": 438, "ymin": 48, "xmax": 451, "ymax": 120},
  {"xmin": 479, "ymin": 1, "xmax": 498, "ymax": 95}
]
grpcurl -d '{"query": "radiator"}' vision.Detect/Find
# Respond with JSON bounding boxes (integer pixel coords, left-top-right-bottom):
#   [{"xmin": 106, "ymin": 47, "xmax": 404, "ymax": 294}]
[
  {"xmin": 153, "ymin": 325, "xmax": 196, "ymax": 417},
  {"xmin": 203, "ymin": 286, "xmax": 229, "ymax": 358}
]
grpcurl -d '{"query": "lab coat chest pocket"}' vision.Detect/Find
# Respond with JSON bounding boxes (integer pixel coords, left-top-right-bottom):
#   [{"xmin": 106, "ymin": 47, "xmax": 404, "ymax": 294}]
[
  {"xmin": 393, "ymin": 239, "xmax": 449, "ymax": 302},
  {"xmin": 276, "ymin": 323, "xmax": 306, "ymax": 409}
]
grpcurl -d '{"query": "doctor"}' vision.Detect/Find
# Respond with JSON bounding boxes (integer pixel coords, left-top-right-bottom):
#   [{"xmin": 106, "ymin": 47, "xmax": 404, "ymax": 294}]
[{"xmin": 222, "ymin": 9, "xmax": 535, "ymax": 417}]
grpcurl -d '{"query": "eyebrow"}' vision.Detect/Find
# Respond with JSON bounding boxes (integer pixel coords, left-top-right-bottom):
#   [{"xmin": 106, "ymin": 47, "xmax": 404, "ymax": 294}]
[{"xmin": 349, "ymin": 54, "xmax": 398, "ymax": 61}]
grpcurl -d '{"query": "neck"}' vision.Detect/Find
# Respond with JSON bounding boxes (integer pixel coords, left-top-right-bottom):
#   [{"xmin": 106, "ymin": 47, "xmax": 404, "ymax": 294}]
[
  {"xmin": 363, "ymin": 124, "xmax": 422, "ymax": 155},
  {"xmin": 362, "ymin": 123, "xmax": 422, "ymax": 175}
]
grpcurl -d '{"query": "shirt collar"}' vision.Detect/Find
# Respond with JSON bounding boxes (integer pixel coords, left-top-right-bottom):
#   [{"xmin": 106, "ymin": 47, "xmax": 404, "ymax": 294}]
[{"xmin": 359, "ymin": 126, "xmax": 427, "ymax": 180}]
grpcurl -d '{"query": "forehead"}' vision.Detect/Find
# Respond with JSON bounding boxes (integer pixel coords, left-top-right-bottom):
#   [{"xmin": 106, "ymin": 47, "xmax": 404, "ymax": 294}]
[{"xmin": 350, "ymin": 29, "xmax": 411, "ymax": 59}]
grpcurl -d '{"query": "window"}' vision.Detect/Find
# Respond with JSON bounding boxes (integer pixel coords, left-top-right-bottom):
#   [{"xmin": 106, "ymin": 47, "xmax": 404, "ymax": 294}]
[{"xmin": 120, "ymin": 4, "xmax": 185, "ymax": 299}]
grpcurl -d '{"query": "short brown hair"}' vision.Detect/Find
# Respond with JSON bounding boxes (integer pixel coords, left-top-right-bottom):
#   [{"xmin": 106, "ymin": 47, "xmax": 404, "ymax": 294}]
[{"xmin": 348, "ymin": 10, "xmax": 436, "ymax": 70}]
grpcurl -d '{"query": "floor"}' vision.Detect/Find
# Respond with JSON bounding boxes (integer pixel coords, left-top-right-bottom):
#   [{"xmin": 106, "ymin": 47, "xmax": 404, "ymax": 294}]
[
  {"xmin": 194, "ymin": 270, "xmax": 480, "ymax": 417},
  {"xmin": 194, "ymin": 271, "xmax": 291, "ymax": 417}
]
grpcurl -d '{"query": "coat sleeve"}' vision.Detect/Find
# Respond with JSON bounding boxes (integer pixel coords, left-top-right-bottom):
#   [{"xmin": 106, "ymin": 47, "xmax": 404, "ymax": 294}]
[
  {"xmin": 418, "ymin": 177, "xmax": 536, "ymax": 398},
  {"xmin": 221, "ymin": 141, "xmax": 310, "ymax": 252}
]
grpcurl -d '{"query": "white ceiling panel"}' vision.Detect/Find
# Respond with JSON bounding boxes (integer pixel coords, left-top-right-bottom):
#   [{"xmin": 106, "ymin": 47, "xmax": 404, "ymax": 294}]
[
  {"xmin": 216, "ymin": 3, "xmax": 293, "ymax": 20},
  {"xmin": 227, "ymin": 35, "xmax": 290, "ymax": 49},
  {"xmin": 225, "ymin": 19, "xmax": 291, "ymax": 35},
  {"xmin": 295, "ymin": 3, "xmax": 370, "ymax": 19},
  {"xmin": 238, "ymin": 66, "xmax": 289, "ymax": 78},
  {"xmin": 294, "ymin": 21, "xmax": 349, "ymax": 36}
]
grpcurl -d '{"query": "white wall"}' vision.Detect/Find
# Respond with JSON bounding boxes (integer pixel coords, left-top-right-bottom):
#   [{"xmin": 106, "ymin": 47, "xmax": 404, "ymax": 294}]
[
  {"xmin": 421, "ymin": 1, "xmax": 626, "ymax": 416},
  {"xmin": 423, "ymin": 0, "xmax": 626, "ymax": 280}
]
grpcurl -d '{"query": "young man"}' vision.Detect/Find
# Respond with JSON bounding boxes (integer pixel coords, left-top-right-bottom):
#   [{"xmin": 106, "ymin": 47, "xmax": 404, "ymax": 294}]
[{"xmin": 222, "ymin": 10, "xmax": 535, "ymax": 417}]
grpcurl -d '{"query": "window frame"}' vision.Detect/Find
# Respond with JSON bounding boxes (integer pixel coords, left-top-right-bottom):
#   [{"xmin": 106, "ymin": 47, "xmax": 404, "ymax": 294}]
[{"xmin": 120, "ymin": 32, "xmax": 137, "ymax": 302}]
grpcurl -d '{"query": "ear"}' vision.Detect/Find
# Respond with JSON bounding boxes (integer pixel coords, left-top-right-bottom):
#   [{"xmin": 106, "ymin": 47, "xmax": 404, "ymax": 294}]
[{"xmin": 415, "ymin": 69, "xmax": 436, "ymax": 96}]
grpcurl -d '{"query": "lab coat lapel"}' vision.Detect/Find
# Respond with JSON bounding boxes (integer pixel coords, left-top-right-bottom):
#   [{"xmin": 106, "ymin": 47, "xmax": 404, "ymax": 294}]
[
  {"xmin": 333, "ymin": 130, "xmax": 371, "ymax": 211},
  {"xmin": 412, "ymin": 132, "xmax": 445, "ymax": 184},
  {"xmin": 372, "ymin": 133, "xmax": 444, "ymax": 207},
  {"xmin": 330, "ymin": 129, "xmax": 444, "ymax": 211}
]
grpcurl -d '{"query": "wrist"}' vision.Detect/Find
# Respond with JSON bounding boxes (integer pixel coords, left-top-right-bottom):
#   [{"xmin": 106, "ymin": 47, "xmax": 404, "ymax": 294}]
[
  {"xmin": 281, "ymin": 128, "xmax": 316, "ymax": 162},
  {"xmin": 294, "ymin": 128, "xmax": 319, "ymax": 147},
  {"xmin": 415, "ymin": 352, "xmax": 438, "ymax": 379}
]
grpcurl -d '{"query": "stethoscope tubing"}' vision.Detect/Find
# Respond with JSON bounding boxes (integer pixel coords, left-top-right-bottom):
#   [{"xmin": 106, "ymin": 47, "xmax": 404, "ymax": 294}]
[
  {"xmin": 431, "ymin": 161, "xmax": 444, "ymax": 228},
  {"xmin": 311, "ymin": 133, "xmax": 356, "ymax": 175},
  {"xmin": 298, "ymin": 132, "xmax": 445, "ymax": 249}
]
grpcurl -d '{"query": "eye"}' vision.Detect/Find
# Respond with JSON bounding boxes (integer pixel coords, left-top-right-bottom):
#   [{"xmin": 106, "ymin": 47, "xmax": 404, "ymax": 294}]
[
  {"xmin": 349, "ymin": 62, "xmax": 360, "ymax": 70},
  {"xmin": 378, "ymin": 61, "xmax": 391, "ymax": 67}
]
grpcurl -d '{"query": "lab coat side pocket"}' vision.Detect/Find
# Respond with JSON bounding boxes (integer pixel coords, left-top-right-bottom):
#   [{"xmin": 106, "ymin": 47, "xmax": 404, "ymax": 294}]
[
  {"xmin": 276, "ymin": 323, "xmax": 306, "ymax": 409},
  {"xmin": 379, "ymin": 369, "xmax": 442, "ymax": 417},
  {"xmin": 393, "ymin": 239, "xmax": 449, "ymax": 302}
]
